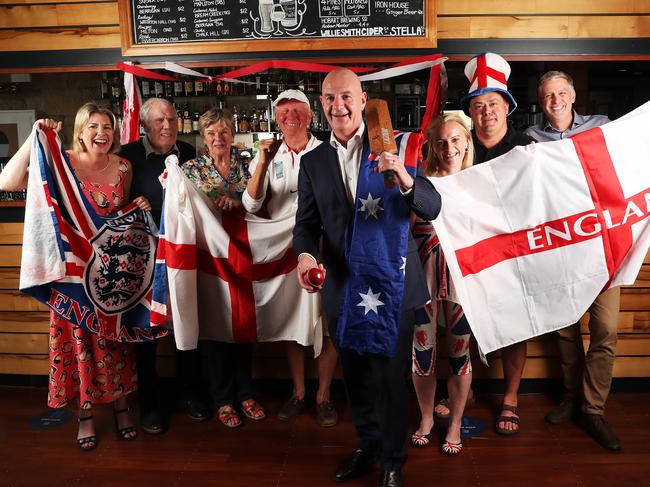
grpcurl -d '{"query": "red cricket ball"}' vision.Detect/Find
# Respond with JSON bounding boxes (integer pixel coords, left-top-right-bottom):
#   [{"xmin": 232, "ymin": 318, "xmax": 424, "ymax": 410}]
[{"xmin": 306, "ymin": 267, "xmax": 325, "ymax": 288}]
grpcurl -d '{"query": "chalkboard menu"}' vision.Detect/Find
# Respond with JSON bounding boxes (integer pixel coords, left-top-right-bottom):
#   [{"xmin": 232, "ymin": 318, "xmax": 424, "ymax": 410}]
[{"xmin": 119, "ymin": 0, "xmax": 435, "ymax": 55}]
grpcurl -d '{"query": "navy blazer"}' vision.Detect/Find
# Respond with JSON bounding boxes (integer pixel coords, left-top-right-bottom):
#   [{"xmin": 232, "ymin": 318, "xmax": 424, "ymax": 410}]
[{"xmin": 293, "ymin": 136, "xmax": 442, "ymax": 319}]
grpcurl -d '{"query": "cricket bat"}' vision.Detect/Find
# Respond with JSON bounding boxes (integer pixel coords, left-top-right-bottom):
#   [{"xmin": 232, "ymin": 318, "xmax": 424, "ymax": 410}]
[{"xmin": 365, "ymin": 99, "xmax": 397, "ymax": 188}]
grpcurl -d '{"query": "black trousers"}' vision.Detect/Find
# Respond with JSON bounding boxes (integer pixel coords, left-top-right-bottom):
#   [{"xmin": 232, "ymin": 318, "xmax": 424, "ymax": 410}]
[
  {"xmin": 205, "ymin": 341, "xmax": 254, "ymax": 407},
  {"xmin": 328, "ymin": 308, "xmax": 415, "ymax": 471},
  {"xmin": 135, "ymin": 340, "xmax": 204, "ymax": 414}
]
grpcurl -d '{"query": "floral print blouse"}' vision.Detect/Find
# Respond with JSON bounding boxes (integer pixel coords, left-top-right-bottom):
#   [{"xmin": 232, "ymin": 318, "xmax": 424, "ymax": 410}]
[{"xmin": 181, "ymin": 152, "xmax": 250, "ymax": 201}]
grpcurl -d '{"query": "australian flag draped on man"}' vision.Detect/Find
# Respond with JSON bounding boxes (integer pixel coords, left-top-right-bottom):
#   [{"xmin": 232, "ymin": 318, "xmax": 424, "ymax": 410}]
[
  {"xmin": 19, "ymin": 128, "xmax": 168, "ymax": 342},
  {"xmin": 337, "ymin": 131, "xmax": 421, "ymax": 357},
  {"xmin": 431, "ymin": 101, "xmax": 650, "ymax": 356}
]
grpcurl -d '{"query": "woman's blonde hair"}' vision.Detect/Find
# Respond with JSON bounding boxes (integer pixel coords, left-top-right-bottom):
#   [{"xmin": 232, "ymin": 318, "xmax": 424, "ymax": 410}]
[
  {"xmin": 72, "ymin": 102, "xmax": 119, "ymax": 154},
  {"xmin": 424, "ymin": 113, "xmax": 474, "ymax": 176}
]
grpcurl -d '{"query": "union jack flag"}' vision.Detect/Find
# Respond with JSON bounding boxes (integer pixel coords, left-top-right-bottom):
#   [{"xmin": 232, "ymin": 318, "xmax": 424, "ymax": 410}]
[{"xmin": 19, "ymin": 128, "xmax": 168, "ymax": 342}]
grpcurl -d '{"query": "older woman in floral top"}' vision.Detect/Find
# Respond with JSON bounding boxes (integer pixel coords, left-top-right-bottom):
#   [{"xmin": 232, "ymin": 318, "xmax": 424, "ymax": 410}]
[{"xmin": 181, "ymin": 108, "xmax": 266, "ymax": 428}]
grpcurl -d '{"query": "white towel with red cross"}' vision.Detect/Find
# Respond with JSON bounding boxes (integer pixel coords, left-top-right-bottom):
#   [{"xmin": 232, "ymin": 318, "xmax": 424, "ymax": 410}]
[{"xmin": 158, "ymin": 158, "xmax": 322, "ymax": 353}]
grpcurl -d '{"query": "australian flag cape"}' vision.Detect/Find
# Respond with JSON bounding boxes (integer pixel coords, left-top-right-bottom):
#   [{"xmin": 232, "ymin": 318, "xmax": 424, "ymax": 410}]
[
  {"xmin": 337, "ymin": 131, "xmax": 420, "ymax": 357},
  {"xmin": 19, "ymin": 128, "xmax": 168, "ymax": 342}
]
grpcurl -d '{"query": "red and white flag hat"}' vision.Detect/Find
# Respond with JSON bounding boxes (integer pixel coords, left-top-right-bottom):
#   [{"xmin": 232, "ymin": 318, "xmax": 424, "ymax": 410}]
[{"xmin": 461, "ymin": 52, "xmax": 517, "ymax": 116}]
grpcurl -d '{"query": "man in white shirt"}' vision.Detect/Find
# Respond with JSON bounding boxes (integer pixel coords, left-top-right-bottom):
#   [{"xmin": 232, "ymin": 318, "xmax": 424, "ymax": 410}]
[
  {"xmin": 293, "ymin": 68, "xmax": 441, "ymax": 487},
  {"xmin": 242, "ymin": 90, "xmax": 339, "ymax": 428}
]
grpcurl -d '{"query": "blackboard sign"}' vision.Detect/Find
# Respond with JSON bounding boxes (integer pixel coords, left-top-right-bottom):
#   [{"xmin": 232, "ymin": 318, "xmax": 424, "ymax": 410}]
[{"xmin": 119, "ymin": 0, "xmax": 435, "ymax": 55}]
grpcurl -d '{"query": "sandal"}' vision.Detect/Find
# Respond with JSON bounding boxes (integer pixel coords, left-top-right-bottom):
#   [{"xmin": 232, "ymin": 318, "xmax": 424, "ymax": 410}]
[
  {"xmin": 241, "ymin": 399, "xmax": 266, "ymax": 421},
  {"xmin": 495, "ymin": 403, "xmax": 520, "ymax": 436},
  {"xmin": 435, "ymin": 391, "xmax": 476, "ymax": 420},
  {"xmin": 113, "ymin": 407, "xmax": 138, "ymax": 441},
  {"xmin": 441, "ymin": 439, "xmax": 463, "ymax": 455},
  {"xmin": 411, "ymin": 431, "xmax": 433, "ymax": 447},
  {"xmin": 218, "ymin": 404, "xmax": 242, "ymax": 428},
  {"xmin": 77, "ymin": 415, "xmax": 97, "ymax": 452}
]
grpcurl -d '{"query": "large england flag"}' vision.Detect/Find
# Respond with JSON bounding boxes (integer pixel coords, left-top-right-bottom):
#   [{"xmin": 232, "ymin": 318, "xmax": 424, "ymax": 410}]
[
  {"xmin": 432, "ymin": 101, "xmax": 650, "ymax": 355},
  {"xmin": 158, "ymin": 158, "xmax": 322, "ymax": 352}
]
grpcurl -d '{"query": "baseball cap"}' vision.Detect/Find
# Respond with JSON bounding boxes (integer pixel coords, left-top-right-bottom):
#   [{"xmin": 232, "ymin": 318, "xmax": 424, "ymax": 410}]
[{"xmin": 272, "ymin": 89, "xmax": 310, "ymax": 108}]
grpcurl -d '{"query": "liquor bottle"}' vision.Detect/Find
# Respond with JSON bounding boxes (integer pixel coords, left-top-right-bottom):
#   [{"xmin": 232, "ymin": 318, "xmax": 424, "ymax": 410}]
[
  {"xmin": 164, "ymin": 81, "xmax": 174, "ymax": 98},
  {"xmin": 223, "ymin": 80, "xmax": 231, "ymax": 95},
  {"xmin": 177, "ymin": 109, "xmax": 183, "ymax": 133},
  {"xmin": 195, "ymin": 71, "xmax": 205, "ymax": 96},
  {"xmin": 174, "ymin": 78, "xmax": 184, "ymax": 97},
  {"xmin": 238, "ymin": 109, "xmax": 250, "ymax": 133},
  {"xmin": 216, "ymin": 79, "xmax": 223, "ymax": 96},
  {"xmin": 251, "ymin": 110, "xmax": 260, "ymax": 132},
  {"xmin": 192, "ymin": 112, "xmax": 200, "ymax": 133},
  {"xmin": 184, "ymin": 77, "xmax": 194, "ymax": 97},
  {"xmin": 232, "ymin": 105, "xmax": 239, "ymax": 133},
  {"xmin": 154, "ymin": 80, "xmax": 164, "ymax": 98},
  {"xmin": 183, "ymin": 109, "xmax": 192, "ymax": 134},
  {"xmin": 259, "ymin": 109, "xmax": 268, "ymax": 132},
  {"xmin": 100, "ymin": 72, "xmax": 110, "ymax": 99},
  {"xmin": 141, "ymin": 79, "xmax": 151, "ymax": 98},
  {"xmin": 312, "ymin": 100, "xmax": 321, "ymax": 131},
  {"xmin": 111, "ymin": 74, "xmax": 122, "ymax": 101}
]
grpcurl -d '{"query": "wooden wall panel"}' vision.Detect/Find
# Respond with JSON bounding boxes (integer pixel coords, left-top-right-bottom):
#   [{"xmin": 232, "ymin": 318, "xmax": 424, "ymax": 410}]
[
  {"xmin": 437, "ymin": 16, "xmax": 650, "ymax": 39},
  {"xmin": 0, "ymin": 247, "xmax": 21, "ymax": 267},
  {"xmin": 0, "ymin": 27, "xmax": 121, "ymax": 52},
  {"xmin": 437, "ymin": 0, "xmax": 650, "ymax": 15},
  {"xmin": 0, "ymin": 223, "xmax": 24, "ymax": 244},
  {"xmin": 0, "ymin": 3, "xmax": 118, "ymax": 28},
  {"xmin": 0, "ymin": 268, "xmax": 20, "ymax": 290}
]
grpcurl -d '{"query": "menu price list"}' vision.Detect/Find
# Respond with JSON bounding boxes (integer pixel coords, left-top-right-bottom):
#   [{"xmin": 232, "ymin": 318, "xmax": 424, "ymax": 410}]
[{"xmin": 132, "ymin": 0, "xmax": 425, "ymax": 44}]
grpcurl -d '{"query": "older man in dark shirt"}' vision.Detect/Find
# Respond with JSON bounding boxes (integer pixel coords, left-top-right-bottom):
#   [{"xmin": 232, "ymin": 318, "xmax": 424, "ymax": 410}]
[{"xmin": 119, "ymin": 98, "xmax": 209, "ymax": 433}]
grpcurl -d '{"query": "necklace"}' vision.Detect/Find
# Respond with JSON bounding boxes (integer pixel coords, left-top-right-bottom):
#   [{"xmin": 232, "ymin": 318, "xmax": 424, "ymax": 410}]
[{"xmin": 95, "ymin": 156, "xmax": 112, "ymax": 173}]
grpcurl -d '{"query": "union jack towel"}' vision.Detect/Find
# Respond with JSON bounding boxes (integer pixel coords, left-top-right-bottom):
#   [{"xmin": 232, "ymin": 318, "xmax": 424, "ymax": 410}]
[
  {"xmin": 431, "ymin": 101, "xmax": 650, "ymax": 355},
  {"xmin": 19, "ymin": 128, "xmax": 168, "ymax": 342},
  {"xmin": 157, "ymin": 157, "xmax": 322, "ymax": 352}
]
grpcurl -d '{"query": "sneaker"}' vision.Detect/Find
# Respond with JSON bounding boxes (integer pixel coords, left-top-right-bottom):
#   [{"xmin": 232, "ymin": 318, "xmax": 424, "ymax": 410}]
[
  {"xmin": 545, "ymin": 398, "xmax": 578, "ymax": 425},
  {"xmin": 579, "ymin": 413, "xmax": 621, "ymax": 451},
  {"xmin": 278, "ymin": 396, "xmax": 306, "ymax": 421},
  {"xmin": 316, "ymin": 401, "xmax": 338, "ymax": 428}
]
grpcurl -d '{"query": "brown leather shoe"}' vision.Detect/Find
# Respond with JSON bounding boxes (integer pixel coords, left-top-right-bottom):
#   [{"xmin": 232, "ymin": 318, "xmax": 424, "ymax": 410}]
[
  {"xmin": 316, "ymin": 401, "xmax": 338, "ymax": 428},
  {"xmin": 545, "ymin": 398, "xmax": 578, "ymax": 425},
  {"xmin": 579, "ymin": 413, "xmax": 621, "ymax": 451},
  {"xmin": 278, "ymin": 396, "xmax": 306, "ymax": 421}
]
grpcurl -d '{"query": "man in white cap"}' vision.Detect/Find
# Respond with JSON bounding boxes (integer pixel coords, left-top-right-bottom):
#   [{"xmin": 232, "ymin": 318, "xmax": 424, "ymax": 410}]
[
  {"xmin": 242, "ymin": 89, "xmax": 339, "ymax": 428},
  {"xmin": 524, "ymin": 71, "xmax": 621, "ymax": 451},
  {"xmin": 461, "ymin": 52, "xmax": 535, "ymax": 436}
]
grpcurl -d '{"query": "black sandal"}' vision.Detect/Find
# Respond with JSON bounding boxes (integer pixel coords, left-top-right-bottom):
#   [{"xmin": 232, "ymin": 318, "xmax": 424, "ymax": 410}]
[
  {"xmin": 113, "ymin": 407, "xmax": 138, "ymax": 441},
  {"xmin": 77, "ymin": 415, "xmax": 97, "ymax": 452}
]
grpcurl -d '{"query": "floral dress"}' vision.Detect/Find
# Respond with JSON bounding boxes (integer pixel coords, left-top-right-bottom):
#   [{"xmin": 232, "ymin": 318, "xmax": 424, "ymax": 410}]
[
  {"xmin": 181, "ymin": 152, "xmax": 250, "ymax": 202},
  {"xmin": 48, "ymin": 159, "xmax": 137, "ymax": 409}
]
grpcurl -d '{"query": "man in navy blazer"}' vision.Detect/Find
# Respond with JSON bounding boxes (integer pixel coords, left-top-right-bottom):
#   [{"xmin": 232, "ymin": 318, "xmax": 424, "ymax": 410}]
[{"xmin": 293, "ymin": 68, "xmax": 441, "ymax": 487}]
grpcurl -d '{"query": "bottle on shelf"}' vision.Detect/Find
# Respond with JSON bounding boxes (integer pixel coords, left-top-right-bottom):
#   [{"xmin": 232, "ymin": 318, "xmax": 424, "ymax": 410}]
[
  {"xmin": 154, "ymin": 80, "xmax": 164, "ymax": 98},
  {"xmin": 100, "ymin": 72, "xmax": 110, "ymax": 99},
  {"xmin": 184, "ymin": 76, "xmax": 195, "ymax": 97},
  {"xmin": 192, "ymin": 112, "xmax": 200, "ymax": 133},
  {"xmin": 223, "ymin": 79, "xmax": 231, "ymax": 95},
  {"xmin": 183, "ymin": 108, "xmax": 192, "ymax": 134},
  {"xmin": 239, "ymin": 109, "xmax": 250, "ymax": 133},
  {"xmin": 164, "ymin": 81, "xmax": 174, "ymax": 98},
  {"xmin": 216, "ymin": 79, "xmax": 223, "ymax": 96},
  {"xmin": 174, "ymin": 78, "xmax": 184, "ymax": 97},
  {"xmin": 177, "ymin": 109, "xmax": 183, "ymax": 133},
  {"xmin": 111, "ymin": 74, "xmax": 122, "ymax": 101},
  {"xmin": 259, "ymin": 109, "xmax": 269, "ymax": 132},
  {"xmin": 251, "ymin": 109, "xmax": 260, "ymax": 132},
  {"xmin": 140, "ymin": 79, "xmax": 151, "ymax": 98},
  {"xmin": 232, "ymin": 105, "xmax": 239, "ymax": 133},
  {"xmin": 312, "ymin": 100, "xmax": 321, "ymax": 131},
  {"xmin": 195, "ymin": 70, "xmax": 205, "ymax": 97}
]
